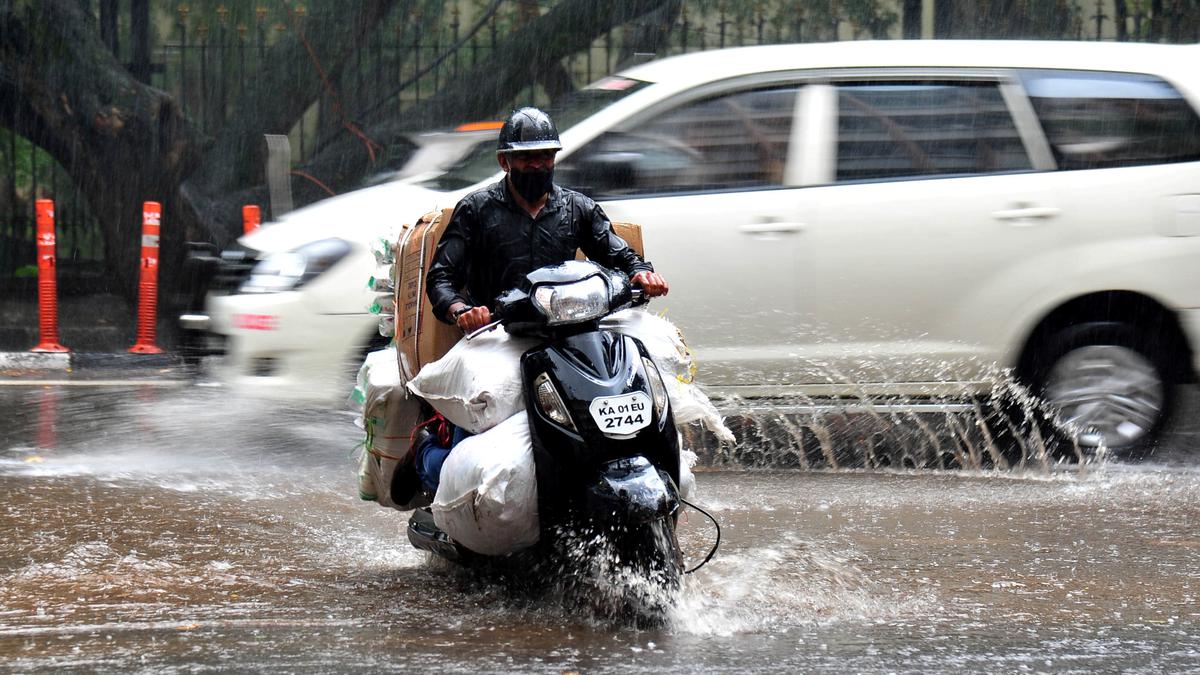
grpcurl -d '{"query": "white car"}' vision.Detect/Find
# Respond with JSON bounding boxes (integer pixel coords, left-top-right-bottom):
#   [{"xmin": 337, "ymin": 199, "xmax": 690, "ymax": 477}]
[
  {"xmin": 197, "ymin": 40, "xmax": 1200, "ymax": 451},
  {"xmin": 360, "ymin": 124, "xmax": 501, "ymax": 186}
]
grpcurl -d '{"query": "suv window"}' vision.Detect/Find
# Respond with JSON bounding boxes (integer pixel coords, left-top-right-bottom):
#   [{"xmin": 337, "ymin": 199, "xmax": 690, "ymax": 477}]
[
  {"xmin": 558, "ymin": 85, "xmax": 799, "ymax": 198},
  {"xmin": 835, "ymin": 81, "xmax": 1032, "ymax": 182},
  {"xmin": 1018, "ymin": 70, "xmax": 1200, "ymax": 170}
]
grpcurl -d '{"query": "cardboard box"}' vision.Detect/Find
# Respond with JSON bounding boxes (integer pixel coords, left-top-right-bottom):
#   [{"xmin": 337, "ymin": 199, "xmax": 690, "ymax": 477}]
[
  {"xmin": 396, "ymin": 212, "xmax": 647, "ymax": 381},
  {"xmin": 613, "ymin": 221, "xmax": 644, "ymax": 258},
  {"xmin": 395, "ymin": 207, "xmax": 460, "ymax": 382},
  {"xmin": 576, "ymin": 221, "xmax": 644, "ymax": 260}
]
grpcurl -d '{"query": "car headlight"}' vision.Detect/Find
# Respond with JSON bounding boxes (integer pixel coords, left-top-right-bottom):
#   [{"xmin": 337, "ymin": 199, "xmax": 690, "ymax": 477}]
[
  {"xmin": 532, "ymin": 275, "xmax": 610, "ymax": 325},
  {"xmin": 241, "ymin": 238, "xmax": 352, "ymax": 294}
]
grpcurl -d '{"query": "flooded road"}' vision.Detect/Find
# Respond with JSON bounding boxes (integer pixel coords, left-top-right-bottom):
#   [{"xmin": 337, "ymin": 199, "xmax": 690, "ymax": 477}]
[{"xmin": 2, "ymin": 384, "xmax": 1199, "ymax": 672}]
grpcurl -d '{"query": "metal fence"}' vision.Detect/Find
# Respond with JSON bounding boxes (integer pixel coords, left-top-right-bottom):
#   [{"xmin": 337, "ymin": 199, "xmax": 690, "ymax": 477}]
[
  {"xmin": 0, "ymin": 131, "xmax": 105, "ymax": 286},
  {"xmin": 151, "ymin": 1, "xmax": 854, "ymax": 165},
  {"xmin": 2, "ymin": 0, "xmax": 1198, "ymax": 282}
]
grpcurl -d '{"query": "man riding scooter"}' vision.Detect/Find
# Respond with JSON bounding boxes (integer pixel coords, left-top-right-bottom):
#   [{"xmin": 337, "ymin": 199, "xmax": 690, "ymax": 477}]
[{"xmin": 415, "ymin": 106, "xmax": 670, "ymax": 491}]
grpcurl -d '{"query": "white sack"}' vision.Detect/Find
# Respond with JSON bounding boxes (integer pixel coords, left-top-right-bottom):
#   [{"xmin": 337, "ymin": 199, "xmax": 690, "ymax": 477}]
[
  {"xmin": 406, "ymin": 329, "xmax": 538, "ymax": 434},
  {"xmin": 603, "ymin": 309, "xmax": 735, "ymax": 445},
  {"xmin": 407, "ymin": 308, "xmax": 733, "ymax": 443},
  {"xmin": 432, "ymin": 413, "xmax": 539, "ymax": 556},
  {"xmin": 352, "ymin": 347, "xmax": 425, "ymax": 511},
  {"xmin": 350, "ymin": 346, "xmax": 400, "ymax": 417},
  {"xmin": 601, "ymin": 309, "xmax": 692, "ymax": 378}
]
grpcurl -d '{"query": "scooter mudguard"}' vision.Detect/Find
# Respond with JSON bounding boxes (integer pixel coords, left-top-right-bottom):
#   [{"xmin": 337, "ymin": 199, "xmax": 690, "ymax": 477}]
[
  {"xmin": 521, "ymin": 330, "xmax": 680, "ymax": 527},
  {"xmin": 586, "ymin": 455, "xmax": 679, "ymax": 525}
]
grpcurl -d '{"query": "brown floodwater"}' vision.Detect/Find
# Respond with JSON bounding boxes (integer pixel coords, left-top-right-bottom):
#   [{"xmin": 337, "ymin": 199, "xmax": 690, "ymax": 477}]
[{"xmin": 1, "ymin": 385, "xmax": 1198, "ymax": 673}]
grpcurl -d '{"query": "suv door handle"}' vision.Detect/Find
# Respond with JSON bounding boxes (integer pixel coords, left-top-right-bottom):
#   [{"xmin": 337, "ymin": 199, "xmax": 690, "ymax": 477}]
[
  {"xmin": 739, "ymin": 222, "xmax": 806, "ymax": 235},
  {"xmin": 991, "ymin": 205, "xmax": 1061, "ymax": 224}
]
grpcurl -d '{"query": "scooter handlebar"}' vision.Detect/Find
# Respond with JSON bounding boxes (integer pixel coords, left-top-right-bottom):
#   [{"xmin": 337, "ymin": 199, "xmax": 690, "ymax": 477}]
[
  {"xmin": 465, "ymin": 319, "xmax": 503, "ymax": 341},
  {"xmin": 630, "ymin": 285, "xmax": 649, "ymax": 307}
]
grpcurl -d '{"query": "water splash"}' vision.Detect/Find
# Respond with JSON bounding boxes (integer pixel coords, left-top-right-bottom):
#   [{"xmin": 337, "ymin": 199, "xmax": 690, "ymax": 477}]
[
  {"xmin": 550, "ymin": 523, "xmax": 682, "ymax": 627},
  {"xmin": 698, "ymin": 365, "xmax": 1105, "ymax": 473},
  {"xmin": 671, "ymin": 535, "xmax": 934, "ymax": 635}
]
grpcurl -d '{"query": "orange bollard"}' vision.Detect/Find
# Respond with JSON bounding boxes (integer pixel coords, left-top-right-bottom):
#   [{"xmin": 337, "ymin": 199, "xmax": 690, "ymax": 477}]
[
  {"xmin": 31, "ymin": 199, "xmax": 69, "ymax": 353},
  {"xmin": 242, "ymin": 204, "xmax": 261, "ymax": 234},
  {"xmin": 129, "ymin": 201, "xmax": 164, "ymax": 354}
]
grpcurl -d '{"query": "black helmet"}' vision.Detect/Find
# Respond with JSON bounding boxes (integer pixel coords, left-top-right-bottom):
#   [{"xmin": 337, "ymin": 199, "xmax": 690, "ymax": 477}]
[{"xmin": 497, "ymin": 107, "xmax": 562, "ymax": 154}]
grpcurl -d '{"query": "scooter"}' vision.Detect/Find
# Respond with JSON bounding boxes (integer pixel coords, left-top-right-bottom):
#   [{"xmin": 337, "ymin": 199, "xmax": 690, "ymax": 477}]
[{"xmin": 406, "ymin": 260, "xmax": 684, "ymax": 618}]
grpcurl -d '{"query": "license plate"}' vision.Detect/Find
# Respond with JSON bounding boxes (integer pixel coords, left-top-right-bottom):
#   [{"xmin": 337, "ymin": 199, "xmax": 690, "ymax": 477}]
[{"xmin": 589, "ymin": 392, "xmax": 652, "ymax": 436}]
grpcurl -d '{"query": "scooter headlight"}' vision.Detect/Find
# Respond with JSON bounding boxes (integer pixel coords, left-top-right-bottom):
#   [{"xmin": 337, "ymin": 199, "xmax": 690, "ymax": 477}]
[
  {"xmin": 534, "ymin": 372, "xmax": 576, "ymax": 432},
  {"xmin": 532, "ymin": 275, "xmax": 609, "ymax": 325},
  {"xmin": 642, "ymin": 357, "xmax": 669, "ymax": 418}
]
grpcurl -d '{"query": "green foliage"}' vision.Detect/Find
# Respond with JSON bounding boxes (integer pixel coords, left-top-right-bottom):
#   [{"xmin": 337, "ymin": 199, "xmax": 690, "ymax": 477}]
[
  {"xmin": 0, "ymin": 128, "xmax": 104, "ymax": 266},
  {"xmin": 0, "ymin": 130, "xmax": 90, "ymax": 212},
  {"xmin": 0, "ymin": 129, "xmax": 36, "ymax": 191}
]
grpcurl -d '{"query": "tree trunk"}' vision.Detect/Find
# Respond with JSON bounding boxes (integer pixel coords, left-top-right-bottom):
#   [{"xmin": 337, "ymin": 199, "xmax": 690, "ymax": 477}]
[
  {"xmin": 0, "ymin": 0, "xmax": 203, "ymax": 301},
  {"xmin": 537, "ymin": 61, "xmax": 579, "ymax": 105},
  {"xmin": 0, "ymin": 0, "xmax": 670, "ymax": 315},
  {"xmin": 615, "ymin": 0, "xmax": 683, "ymax": 70},
  {"xmin": 180, "ymin": 0, "xmax": 409, "ymax": 245},
  {"xmin": 0, "ymin": 0, "xmax": 404, "ymax": 304}
]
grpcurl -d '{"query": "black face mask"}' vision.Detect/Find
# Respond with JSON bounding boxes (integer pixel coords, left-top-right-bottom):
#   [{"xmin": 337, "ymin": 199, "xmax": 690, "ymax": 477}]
[{"xmin": 508, "ymin": 168, "xmax": 554, "ymax": 204}]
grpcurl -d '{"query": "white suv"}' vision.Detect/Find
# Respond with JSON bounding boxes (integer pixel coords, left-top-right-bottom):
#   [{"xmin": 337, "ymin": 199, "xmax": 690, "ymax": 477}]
[{"xmin": 199, "ymin": 40, "xmax": 1200, "ymax": 451}]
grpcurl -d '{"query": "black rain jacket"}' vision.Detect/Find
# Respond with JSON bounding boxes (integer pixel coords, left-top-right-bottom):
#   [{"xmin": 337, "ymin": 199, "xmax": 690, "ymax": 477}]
[{"xmin": 426, "ymin": 179, "xmax": 653, "ymax": 323}]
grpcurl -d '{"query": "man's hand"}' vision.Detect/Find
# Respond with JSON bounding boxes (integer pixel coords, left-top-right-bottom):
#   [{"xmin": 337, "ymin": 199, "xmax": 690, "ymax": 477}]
[
  {"xmin": 449, "ymin": 303, "xmax": 493, "ymax": 332},
  {"xmin": 631, "ymin": 271, "xmax": 669, "ymax": 298}
]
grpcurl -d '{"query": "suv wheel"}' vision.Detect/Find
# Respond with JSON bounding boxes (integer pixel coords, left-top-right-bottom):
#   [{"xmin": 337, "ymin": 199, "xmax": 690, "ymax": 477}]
[{"xmin": 1030, "ymin": 323, "xmax": 1173, "ymax": 454}]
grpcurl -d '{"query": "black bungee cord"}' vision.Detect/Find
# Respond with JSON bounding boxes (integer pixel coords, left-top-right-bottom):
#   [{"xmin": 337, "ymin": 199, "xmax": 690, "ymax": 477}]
[{"xmin": 680, "ymin": 497, "xmax": 720, "ymax": 574}]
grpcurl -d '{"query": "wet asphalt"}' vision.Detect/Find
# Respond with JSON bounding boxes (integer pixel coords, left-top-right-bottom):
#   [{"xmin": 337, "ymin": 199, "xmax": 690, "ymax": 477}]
[{"xmin": 1, "ymin": 376, "xmax": 1198, "ymax": 672}]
